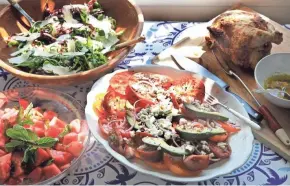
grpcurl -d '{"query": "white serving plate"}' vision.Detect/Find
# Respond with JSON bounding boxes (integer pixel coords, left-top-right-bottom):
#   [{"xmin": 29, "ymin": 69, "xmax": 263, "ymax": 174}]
[{"xmin": 85, "ymin": 65, "xmax": 254, "ymax": 182}]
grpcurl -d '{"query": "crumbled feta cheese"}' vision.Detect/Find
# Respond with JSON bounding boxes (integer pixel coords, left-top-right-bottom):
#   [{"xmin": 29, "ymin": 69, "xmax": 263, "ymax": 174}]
[
  {"xmin": 209, "ymin": 153, "xmax": 215, "ymax": 158},
  {"xmin": 179, "ymin": 118, "xmax": 187, "ymax": 125},
  {"xmin": 185, "ymin": 145, "xmax": 195, "ymax": 153},
  {"xmin": 164, "ymin": 131, "xmax": 172, "ymax": 140},
  {"xmin": 157, "ymin": 119, "xmax": 172, "ymax": 129}
]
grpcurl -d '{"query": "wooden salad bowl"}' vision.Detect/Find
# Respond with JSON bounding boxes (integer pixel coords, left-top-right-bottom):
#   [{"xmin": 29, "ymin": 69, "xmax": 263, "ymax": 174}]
[{"xmin": 0, "ymin": 0, "xmax": 144, "ymax": 86}]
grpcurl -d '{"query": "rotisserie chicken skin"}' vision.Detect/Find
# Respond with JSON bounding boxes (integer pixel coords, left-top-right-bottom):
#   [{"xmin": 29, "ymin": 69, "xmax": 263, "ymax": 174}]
[{"xmin": 207, "ymin": 10, "xmax": 283, "ymax": 69}]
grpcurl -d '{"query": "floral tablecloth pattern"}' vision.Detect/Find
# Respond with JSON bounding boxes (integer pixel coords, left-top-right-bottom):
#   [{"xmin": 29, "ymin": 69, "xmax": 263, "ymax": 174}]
[{"xmin": 1, "ymin": 22, "xmax": 290, "ymax": 185}]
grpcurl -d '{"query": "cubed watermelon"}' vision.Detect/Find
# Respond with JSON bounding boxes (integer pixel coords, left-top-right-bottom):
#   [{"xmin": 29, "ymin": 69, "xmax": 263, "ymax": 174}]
[
  {"xmin": 45, "ymin": 126, "xmax": 63, "ymax": 138},
  {"xmin": 0, "ymin": 149, "xmax": 6, "ymax": 157},
  {"xmin": 11, "ymin": 152, "xmax": 24, "ymax": 178},
  {"xmin": 48, "ymin": 150, "xmax": 74, "ymax": 166},
  {"xmin": 69, "ymin": 119, "xmax": 81, "ymax": 133},
  {"xmin": 19, "ymin": 99, "xmax": 29, "ymax": 109},
  {"xmin": 54, "ymin": 143, "xmax": 65, "ymax": 151},
  {"xmin": 5, "ymin": 177, "xmax": 23, "ymax": 185},
  {"xmin": 59, "ymin": 163, "xmax": 70, "ymax": 171},
  {"xmin": 43, "ymin": 164, "xmax": 61, "ymax": 179},
  {"xmin": 33, "ymin": 119, "xmax": 45, "ymax": 128},
  {"xmin": 0, "ymin": 153, "xmax": 11, "ymax": 181},
  {"xmin": 63, "ymin": 133, "xmax": 78, "ymax": 145},
  {"xmin": 27, "ymin": 167, "xmax": 42, "ymax": 183},
  {"xmin": 33, "ymin": 127, "xmax": 45, "ymax": 137},
  {"xmin": 43, "ymin": 111, "xmax": 57, "ymax": 121},
  {"xmin": 35, "ymin": 148, "xmax": 51, "ymax": 166},
  {"xmin": 66, "ymin": 141, "xmax": 83, "ymax": 157},
  {"xmin": 49, "ymin": 117, "xmax": 66, "ymax": 129}
]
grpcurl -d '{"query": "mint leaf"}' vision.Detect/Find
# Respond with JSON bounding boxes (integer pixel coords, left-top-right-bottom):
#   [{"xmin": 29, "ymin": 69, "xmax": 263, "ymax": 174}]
[
  {"xmin": 6, "ymin": 125, "xmax": 38, "ymax": 143},
  {"xmin": 23, "ymin": 146, "xmax": 37, "ymax": 164},
  {"xmin": 58, "ymin": 125, "xmax": 71, "ymax": 138},
  {"xmin": 5, "ymin": 140, "xmax": 26, "ymax": 152},
  {"xmin": 18, "ymin": 118, "xmax": 34, "ymax": 126},
  {"xmin": 36, "ymin": 137, "xmax": 58, "ymax": 148}
]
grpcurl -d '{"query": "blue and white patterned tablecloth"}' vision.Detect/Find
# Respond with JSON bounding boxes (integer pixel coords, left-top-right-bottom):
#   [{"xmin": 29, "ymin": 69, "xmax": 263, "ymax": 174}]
[{"xmin": 1, "ymin": 22, "xmax": 290, "ymax": 185}]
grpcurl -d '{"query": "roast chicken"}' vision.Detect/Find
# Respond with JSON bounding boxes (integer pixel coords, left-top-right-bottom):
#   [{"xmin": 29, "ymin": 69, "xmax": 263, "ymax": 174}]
[{"xmin": 207, "ymin": 10, "xmax": 283, "ymax": 69}]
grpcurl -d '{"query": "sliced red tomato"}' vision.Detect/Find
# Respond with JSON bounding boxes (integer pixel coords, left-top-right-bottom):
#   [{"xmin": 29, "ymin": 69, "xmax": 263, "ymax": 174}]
[
  {"xmin": 93, "ymin": 93, "xmax": 106, "ymax": 117},
  {"xmin": 19, "ymin": 99, "xmax": 29, "ymax": 109},
  {"xmin": 43, "ymin": 110, "xmax": 58, "ymax": 121},
  {"xmin": 183, "ymin": 154, "xmax": 209, "ymax": 171},
  {"xmin": 48, "ymin": 150, "xmax": 74, "ymax": 166},
  {"xmin": 170, "ymin": 93, "xmax": 180, "ymax": 109},
  {"xmin": 63, "ymin": 132, "xmax": 78, "ymax": 145},
  {"xmin": 0, "ymin": 153, "xmax": 11, "ymax": 181},
  {"xmin": 170, "ymin": 75, "xmax": 205, "ymax": 104},
  {"xmin": 208, "ymin": 142, "xmax": 232, "ymax": 159},
  {"xmin": 103, "ymin": 91, "xmax": 127, "ymax": 118},
  {"xmin": 209, "ymin": 133, "xmax": 229, "ymax": 142},
  {"xmin": 42, "ymin": 163, "xmax": 61, "ymax": 179},
  {"xmin": 136, "ymin": 148, "xmax": 162, "ymax": 162},
  {"xmin": 163, "ymin": 153, "xmax": 201, "ymax": 177},
  {"xmin": 144, "ymin": 160, "xmax": 168, "ymax": 171},
  {"xmin": 35, "ymin": 148, "xmax": 51, "ymax": 166},
  {"xmin": 109, "ymin": 71, "xmax": 134, "ymax": 96},
  {"xmin": 11, "ymin": 152, "xmax": 24, "ymax": 177},
  {"xmin": 217, "ymin": 121, "xmax": 241, "ymax": 133},
  {"xmin": 27, "ymin": 167, "xmax": 43, "ymax": 184},
  {"xmin": 66, "ymin": 141, "xmax": 83, "ymax": 157},
  {"xmin": 128, "ymin": 72, "xmax": 172, "ymax": 106},
  {"xmin": 133, "ymin": 132, "xmax": 153, "ymax": 147},
  {"xmin": 98, "ymin": 116, "xmax": 126, "ymax": 139}
]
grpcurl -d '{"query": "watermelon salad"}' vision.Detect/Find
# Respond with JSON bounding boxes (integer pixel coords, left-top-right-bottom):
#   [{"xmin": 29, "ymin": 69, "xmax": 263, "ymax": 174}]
[
  {"xmin": 93, "ymin": 71, "xmax": 241, "ymax": 177},
  {"xmin": 0, "ymin": 98, "xmax": 87, "ymax": 185}
]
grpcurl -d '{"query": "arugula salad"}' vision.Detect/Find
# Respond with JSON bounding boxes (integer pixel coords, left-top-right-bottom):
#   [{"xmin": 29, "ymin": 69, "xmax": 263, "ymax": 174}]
[
  {"xmin": 6, "ymin": 0, "xmax": 120, "ymax": 75},
  {"xmin": 0, "ymin": 98, "xmax": 87, "ymax": 184}
]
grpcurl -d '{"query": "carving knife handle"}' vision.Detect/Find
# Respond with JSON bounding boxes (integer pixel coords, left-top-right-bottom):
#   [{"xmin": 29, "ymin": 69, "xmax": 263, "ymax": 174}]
[
  {"xmin": 259, "ymin": 105, "xmax": 290, "ymax": 146},
  {"xmin": 227, "ymin": 90, "xmax": 263, "ymax": 122}
]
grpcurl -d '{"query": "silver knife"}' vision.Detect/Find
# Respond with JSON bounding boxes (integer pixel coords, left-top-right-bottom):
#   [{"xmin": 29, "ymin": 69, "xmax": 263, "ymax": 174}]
[{"xmin": 171, "ymin": 54, "xmax": 263, "ymax": 122}]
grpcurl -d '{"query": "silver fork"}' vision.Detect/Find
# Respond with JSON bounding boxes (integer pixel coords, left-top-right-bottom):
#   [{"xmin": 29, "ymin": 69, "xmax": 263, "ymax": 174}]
[{"xmin": 205, "ymin": 94, "xmax": 261, "ymax": 130}]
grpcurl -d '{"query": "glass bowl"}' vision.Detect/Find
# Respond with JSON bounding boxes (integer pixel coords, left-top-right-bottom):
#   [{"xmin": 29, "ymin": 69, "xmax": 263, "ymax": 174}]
[{"xmin": 0, "ymin": 87, "xmax": 90, "ymax": 185}]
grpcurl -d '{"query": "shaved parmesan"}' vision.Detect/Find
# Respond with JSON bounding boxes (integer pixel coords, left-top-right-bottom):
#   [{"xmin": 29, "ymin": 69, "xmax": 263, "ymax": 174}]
[
  {"xmin": 88, "ymin": 15, "xmax": 112, "ymax": 38},
  {"xmin": 11, "ymin": 33, "xmax": 40, "ymax": 42},
  {"xmin": 8, "ymin": 51, "xmax": 32, "ymax": 64},
  {"xmin": 56, "ymin": 34, "xmax": 71, "ymax": 42},
  {"xmin": 62, "ymin": 52, "xmax": 85, "ymax": 56},
  {"xmin": 40, "ymin": 16, "xmax": 59, "ymax": 27},
  {"xmin": 42, "ymin": 63, "xmax": 77, "ymax": 75},
  {"xmin": 10, "ymin": 44, "xmax": 31, "ymax": 57},
  {"xmin": 67, "ymin": 39, "xmax": 76, "ymax": 52}
]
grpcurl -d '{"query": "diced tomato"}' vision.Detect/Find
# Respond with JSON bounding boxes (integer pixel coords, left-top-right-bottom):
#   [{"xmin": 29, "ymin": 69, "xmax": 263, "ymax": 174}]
[
  {"xmin": 32, "ymin": 127, "xmax": 45, "ymax": 137},
  {"xmin": 27, "ymin": 167, "xmax": 42, "ymax": 183},
  {"xmin": 163, "ymin": 153, "xmax": 201, "ymax": 177},
  {"xmin": 11, "ymin": 152, "xmax": 24, "ymax": 177},
  {"xmin": 209, "ymin": 133, "xmax": 229, "ymax": 142},
  {"xmin": 109, "ymin": 71, "xmax": 134, "ymax": 96},
  {"xmin": 217, "ymin": 121, "xmax": 241, "ymax": 133},
  {"xmin": 48, "ymin": 150, "xmax": 74, "ymax": 166},
  {"xmin": 69, "ymin": 119, "xmax": 81, "ymax": 133},
  {"xmin": 0, "ymin": 149, "xmax": 6, "ymax": 157},
  {"xmin": 43, "ymin": 110, "xmax": 58, "ymax": 121},
  {"xmin": 45, "ymin": 126, "xmax": 63, "ymax": 138},
  {"xmin": 35, "ymin": 148, "xmax": 51, "ymax": 166},
  {"xmin": 59, "ymin": 163, "xmax": 70, "ymax": 171},
  {"xmin": 66, "ymin": 141, "xmax": 83, "ymax": 157},
  {"xmin": 63, "ymin": 132, "xmax": 78, "ymax": 145},
  {"xmin": 49, "ymin": 117, "xmax": 66, "ymax": 129},
  {"xmin": 208, "ymin": 142, "xmax": 232, "ymax": 159},
  {"xmin": 42, "ymin": 163, "xmax": 61, "ymax": 179},
  {"xmin": 19, "ymin": 99, "xmax": 29, "ymax": 109},
  {"xmin": 103, "ymin": 90, "xmax": 127, "ymax": 118},
  {"xmin": 55, "ymin": 143, "xmax": 65, "ymax": 151},
  {"xmin": 0, "ymin": 153, "xmax": 11, "ymax": 181}
]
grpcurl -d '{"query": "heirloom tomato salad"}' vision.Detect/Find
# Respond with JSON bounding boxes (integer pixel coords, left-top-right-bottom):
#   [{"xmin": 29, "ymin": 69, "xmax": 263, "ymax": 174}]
[
  {"xmin": 0, "ymin": 98, "xmax": 87, "ymax": 184},
  {"xmin": 93, "ymin": 71, "xmax": 241, "ymax": 176}
]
